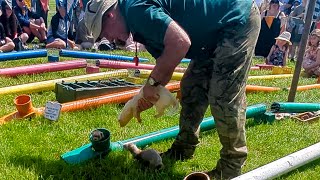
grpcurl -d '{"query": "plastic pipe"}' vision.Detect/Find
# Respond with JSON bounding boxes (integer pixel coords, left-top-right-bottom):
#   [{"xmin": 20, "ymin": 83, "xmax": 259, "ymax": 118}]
[
  {"xmin": 271, "ymin": 102, "xmax": 320, "ymax": 113},
  {"xmin": 232, "ymin": 142, "xmax": 320, "ymax": 180},
  {"xmin": 248, "ymin": 74, "xmax": 293, "ymax": 80},
  {"xmin": 61, "ymin": 104, "xmax": 267, "ymax": 164},
  {"xmin": 0, "ymin": 82, "xmax": 181, "ymax": 124},
  {"xmin": 287, "ymin": 84, "xmax": 320, "ymax": 91},
  {"xmin": 98, "ymin": 60, "xmax": 186, "ymax": 73},
  {"xmin": 181, "ymin": 59, "xmax": 191, "ymax": 63},
  {"xmin": 246, "ymin": 85, "xmax": 281, "ymax": 93},
  {"xmin": 133, "ymin": 70, "xmax": 182, "ymax": 80},
  {"xmin": 135, "ymin": 70, "xmax": 294, "ymax": 81},
  {"xmin": 0, "ymin": 60, "xmax": 87, "ymax": 77},
  {"xmin": 0, "ymin": 49, "xmax": 47, "ymax": 61},
  {"xmin": 59, "ymin": 49, "xmax": 149, "ymax": 62},
  {"xmin": 250, "ymin": 66, "xmax": 260, "ymax": 71},
  {"xmin": 42, "ymin": 82, "xmax": 180, "ymax": 114},
  {"xmin": 0, "ymin": 70, "xmax": 129, "ymax": 96},
  {"xmin": 176, "ymin": 60, "xmax": 260, "ymax": 70}
]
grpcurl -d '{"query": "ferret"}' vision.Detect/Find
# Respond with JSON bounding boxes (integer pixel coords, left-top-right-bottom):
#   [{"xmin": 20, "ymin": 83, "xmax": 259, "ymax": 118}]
[
  {"xmin": 123, "ymin": 143, "xmax": 163, "ymax": 169},
  {"xmin": 118, "ymin": 85, "xmax": 179, "ymax": 127}
]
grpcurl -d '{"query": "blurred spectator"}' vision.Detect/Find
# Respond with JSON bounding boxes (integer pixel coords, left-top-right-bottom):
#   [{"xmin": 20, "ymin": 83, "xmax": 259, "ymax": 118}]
[
  {"xmin": 55, "ymin": 0, "xmax": 79, "ymax": 41},
  {"xmin": 302, "ymin": 29, "xmax": 320, "ymax": 77},
  {"xmin": 46, "ymin": 4, "xmax": 77, "ymax": 49},
  {"xmin": 255, "ymin": 0, "xmax": 286, "ymax": 58},
  {"xmin": 1, "ymin": 0, "xmax": 29, "ymax": 50},
  {"xmin": 259, "ymin": 0, "xmax": 271, "ymax": 14},
  {"xmin": 255, "ymin": 0, "xmax": 264, "ymax": 12},
  {"xmin": 290, "ymin": 0, "xmax": 301, "ymax": 11},
  {"xmin": 287, "ymin": 0, "xmax": 305, "ymax": 62},
  {"xmin": 14, "ymin": 0, "xmax": 47, "ymax": 43},
  {"xmin": 266, "ymin": 31, "xmax": 291, "ymax": 66},
  {"xmin": 311, "ymin": 0, "xmax": 320, "ymax": 31},
  {"xmin": 0, "ymin": 7, "xmax": 15, "ymax": 52},
  {"xmin": 280, "ymin": 0, "xmax": 294, "ymax": 15},
  {"xmin": 75, "ymin": 18, "xmax": 94, "ymax": 49},
  {"xmin": 78, "ymin": 0, "xmax": 89, "ymax": 20},
  {"xmin": 31, "ymin": 0, "xmax": 49, "ymax": 27}
]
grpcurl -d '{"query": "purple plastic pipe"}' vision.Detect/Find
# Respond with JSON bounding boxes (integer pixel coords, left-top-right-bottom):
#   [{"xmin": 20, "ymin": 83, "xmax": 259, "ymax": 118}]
[
  {"xmin": 0, "ymin": 60, "xmax": 87, "ymax": 77},
  {"xmin": 99, "ymin": 60, "xmax": 186, "ymax": 72}
]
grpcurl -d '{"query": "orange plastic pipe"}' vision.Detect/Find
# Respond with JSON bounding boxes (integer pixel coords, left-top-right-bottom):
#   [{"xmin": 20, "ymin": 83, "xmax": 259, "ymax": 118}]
[
  {"xmin": 246, "ymin": 85, "xmax": 281, "ymax": 93},
  {"xmin": 53, "ymin": 82, "xmax": 180, "ymax": 113},
  {"xmin": 1, "ymin": 82, "xmax": 181, "ymax": 124},
  {"xmin": 288, "ymin": 84, "xmax": 320, "ymax": 91}
]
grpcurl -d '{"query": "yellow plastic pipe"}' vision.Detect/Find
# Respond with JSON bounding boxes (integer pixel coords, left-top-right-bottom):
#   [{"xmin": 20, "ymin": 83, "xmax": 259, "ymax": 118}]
[
  {"xmin": 248, "ymin": 74, "xmax": 293, "ymax": 80},
  {"xmin": 134, "ymin": 70, "xmax": 293, "ymax": 81},
  {"xmin": 134, "ymin": 70, "xmax": 183, "ymax": 80},
  {"xmin": 0, "ymin": 70, "xmax": 129, "ymax": 96}
]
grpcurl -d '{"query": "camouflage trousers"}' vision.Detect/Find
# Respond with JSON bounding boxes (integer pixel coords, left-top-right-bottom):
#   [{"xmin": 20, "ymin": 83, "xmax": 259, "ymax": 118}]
[{"xmin": 171, "ymin": 3, "xmax": 261, "ymax": 179}]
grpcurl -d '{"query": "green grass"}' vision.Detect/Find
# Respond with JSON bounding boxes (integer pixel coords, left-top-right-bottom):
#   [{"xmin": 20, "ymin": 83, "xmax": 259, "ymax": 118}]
[{"xmin": 0, "ymin": 51, "xmax": 319, "ymax": 179}]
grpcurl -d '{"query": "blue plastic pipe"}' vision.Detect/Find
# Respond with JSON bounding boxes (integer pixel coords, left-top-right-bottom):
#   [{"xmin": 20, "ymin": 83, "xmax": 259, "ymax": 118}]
[
  {"xmin": 181, "ymin": 59, "xmax": 191, "ymax": 63},
  {"xmin": 61, "ymin": 104, "xmax": 267, "ymax": 164},
  {"xmin": 59, "ymin": 49, "xmax": 149, "ymax": 62},
  {"xmin": 0, "ymin": 49, "xmax": 48, "ymax": 62}
]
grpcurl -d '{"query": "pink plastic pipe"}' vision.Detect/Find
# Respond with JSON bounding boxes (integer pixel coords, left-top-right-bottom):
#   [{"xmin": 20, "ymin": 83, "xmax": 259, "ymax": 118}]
[
  {"xmin": 0, "ymin": 60, "xmax": 87, "ymax": 77},
  {"xmin": 99, "ymin": 60, "xmax": 187, "ymax": 73}
]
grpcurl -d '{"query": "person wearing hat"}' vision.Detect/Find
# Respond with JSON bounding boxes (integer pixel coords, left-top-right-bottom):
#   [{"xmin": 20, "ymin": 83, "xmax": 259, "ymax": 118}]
[
  {"xmin": 82, "ymin": 0, "xmax": 261, "ymax": 179},
  {"xmin": 302, "ymin": 29, "xmax": 320, "ymax": 77},
  {"xmin": 266, "ymin": 31, "xmax": 291, "ymax": 66}
]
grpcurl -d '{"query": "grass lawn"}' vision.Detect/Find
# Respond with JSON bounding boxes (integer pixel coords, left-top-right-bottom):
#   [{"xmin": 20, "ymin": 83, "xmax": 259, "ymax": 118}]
[
  {"xmin": 0, "ymin": 1, "xmax": 319, "ymax": 179},
  {"xmin": 0, "ymin": 50, "xmax": 319, "ymax": 180}
]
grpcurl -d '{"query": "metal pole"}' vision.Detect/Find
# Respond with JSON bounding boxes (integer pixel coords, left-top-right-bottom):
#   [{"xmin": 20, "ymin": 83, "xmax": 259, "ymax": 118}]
[
  {"xmin": 288, "ymin": 0, "xmax": 317, "ymax": 102},
  {"xmin": 65, "ymin": 0, "xmax": 68, "ymax": 49}
]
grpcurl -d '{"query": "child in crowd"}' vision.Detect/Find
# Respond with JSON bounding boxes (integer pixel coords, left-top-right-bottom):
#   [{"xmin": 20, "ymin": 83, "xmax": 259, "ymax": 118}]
[
  {"xmin": 266, "ymin": 31, "xmax": 291, "ymax": 66},
  {"xmin": 0, "ymin": 7, "xmax": 15, "ymax": 52},
  {"xmin": 1, "ymin": 0, "xmax": 29, "ymax": 50},
  {"xmin": 14, "ymin": 0, "xmax": 47, "ymax": 43},
  {"xmin": 46, "ymin": 4, "xmax": 77, "ymax": 49},
  {"xmin": 302, "ymin": 29, "xmax": 320, "ymax": 77}
]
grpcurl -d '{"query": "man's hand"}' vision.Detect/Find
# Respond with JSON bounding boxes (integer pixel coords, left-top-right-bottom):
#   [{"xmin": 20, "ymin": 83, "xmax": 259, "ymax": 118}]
[{"xmin": 136, "ymin": 85, "xmax": 160, "ymax": 121}]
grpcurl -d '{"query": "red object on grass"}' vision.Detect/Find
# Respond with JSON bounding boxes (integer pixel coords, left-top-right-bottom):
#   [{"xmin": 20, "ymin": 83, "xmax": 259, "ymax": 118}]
[{"xmin": 133, "ymin": 56, "xmax": 139, "ymax": 66}]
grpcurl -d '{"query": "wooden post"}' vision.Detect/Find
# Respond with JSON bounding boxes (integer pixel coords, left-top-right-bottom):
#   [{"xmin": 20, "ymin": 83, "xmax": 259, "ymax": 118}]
[{"xmin": 288, "ymin": 0, "xmax": 317, "ymax": 102}]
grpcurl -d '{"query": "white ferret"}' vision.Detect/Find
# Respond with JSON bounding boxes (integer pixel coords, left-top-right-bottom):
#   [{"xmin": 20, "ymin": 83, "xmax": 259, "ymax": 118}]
[{"xmin": 118, "ymin": 85, "xmax": 179, "ymax": 127}]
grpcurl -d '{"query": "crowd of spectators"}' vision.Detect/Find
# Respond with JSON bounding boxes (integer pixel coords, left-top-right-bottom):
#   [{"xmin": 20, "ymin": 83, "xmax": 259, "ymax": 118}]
[
  {"xmin": 0, "ymin": 0, "xmax": 144, "ymax": 52},
  {"xmin": 255, "ymin": 0, "xmax": 320, "ymax": 77}
]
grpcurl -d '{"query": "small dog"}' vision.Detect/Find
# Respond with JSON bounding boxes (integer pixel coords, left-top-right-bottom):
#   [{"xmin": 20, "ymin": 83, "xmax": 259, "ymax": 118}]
[{"xmin": 118, "ymin": 85, "xmax": 179, "ymax": 127}]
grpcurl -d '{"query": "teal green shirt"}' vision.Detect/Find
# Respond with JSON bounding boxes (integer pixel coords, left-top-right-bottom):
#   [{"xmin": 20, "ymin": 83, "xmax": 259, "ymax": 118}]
[{"xmin": 119, "ymin": 0, "xmax": 252, "ymax": 59}]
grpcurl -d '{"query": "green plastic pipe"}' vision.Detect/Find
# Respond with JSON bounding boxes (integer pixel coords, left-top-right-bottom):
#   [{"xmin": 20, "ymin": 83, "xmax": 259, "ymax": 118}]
[
  {"xmin": 61, "ymin": 104, "xmax": 267, "ymax": 164},
  {"xmin": 271, "ymin": 102, "xmax": 320, "ymax": 113}
]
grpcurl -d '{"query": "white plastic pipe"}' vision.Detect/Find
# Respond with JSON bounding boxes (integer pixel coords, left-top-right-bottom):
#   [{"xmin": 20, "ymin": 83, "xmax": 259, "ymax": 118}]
[{"xmin": 232, "ymin": 142, "xmax": 320, "ymax": 180}]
